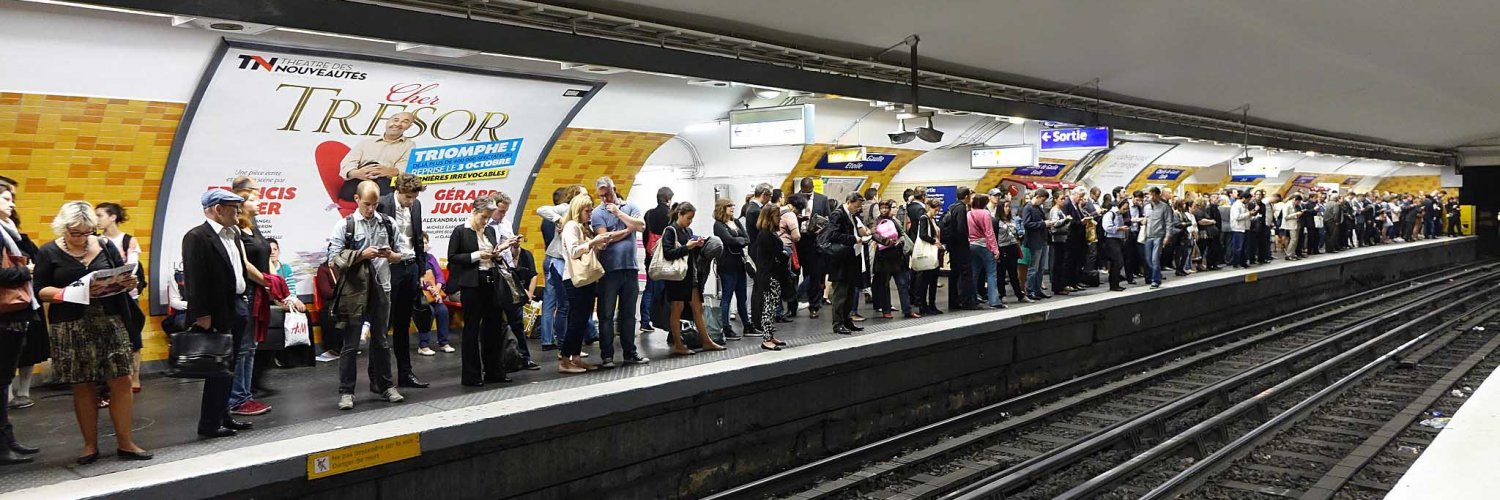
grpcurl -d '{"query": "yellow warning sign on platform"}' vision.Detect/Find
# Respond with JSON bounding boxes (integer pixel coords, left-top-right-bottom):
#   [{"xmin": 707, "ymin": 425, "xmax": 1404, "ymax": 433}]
[
  {"xmin": 307, "ymin": 433, "xmax": 421, "ymax": 480},
  {"xmin": 1244, "ymin": 272, "xmax": 1259, "ymax": 283}
]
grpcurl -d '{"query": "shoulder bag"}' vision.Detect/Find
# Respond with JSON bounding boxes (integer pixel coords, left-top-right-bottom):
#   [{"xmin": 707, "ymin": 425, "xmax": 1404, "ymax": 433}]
[
  {"xmin": 566, "ymin": 223, "xmax": 605, "ymax": 287},
  {"xmin": 909, "ymin": 219, "xmax": 940, "ymax": 271},
  {"xmin": 0, "ymin": 244, "xmax": 32, "ymax": 314},
  {"xmin": 648, "ymin": 226, "xmax": 689, "ymax": 281}
]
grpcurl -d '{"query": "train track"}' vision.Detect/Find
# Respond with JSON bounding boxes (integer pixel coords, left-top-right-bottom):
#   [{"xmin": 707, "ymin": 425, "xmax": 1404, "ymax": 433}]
[{"xmin": 703, "ymin": 262, "xmax": 1496, "ymax": 500}]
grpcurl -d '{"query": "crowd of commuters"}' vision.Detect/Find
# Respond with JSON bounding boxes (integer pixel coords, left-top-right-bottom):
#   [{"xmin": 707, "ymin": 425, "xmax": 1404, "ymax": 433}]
[{"xmin": 0, "ymin": 158, "xmax": 1467, "ymax": 467}]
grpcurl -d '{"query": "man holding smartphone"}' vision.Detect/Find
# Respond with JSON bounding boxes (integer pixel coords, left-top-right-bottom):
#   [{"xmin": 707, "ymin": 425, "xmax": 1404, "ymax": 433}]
[
  {"xmin": 327, "ymin": 181, "xmax": 410, "ymax": 410},
  {"xmin": 590, "ymin": 176, "xmax": 649, "ymax": 368}
]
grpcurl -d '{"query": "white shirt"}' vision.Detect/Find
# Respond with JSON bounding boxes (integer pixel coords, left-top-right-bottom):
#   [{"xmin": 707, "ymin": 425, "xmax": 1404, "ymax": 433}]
[
  {"xmin": 205, "ymin": 218, "xmax": 246, "ymax": 294},
  {"xmin": 1229, "ymin": 200, "xmax": 1250, "ymax": 233},
  {"xmin": 487, "ymin": 217, "xmax": 518, "ymax": 268},
  {"xmin": 391, "ymin": 198, "xmax": 416, "ymax": 263},
  {"xmin": 561, "ymin": 221, "xmax": 592, "ymax": 281}
]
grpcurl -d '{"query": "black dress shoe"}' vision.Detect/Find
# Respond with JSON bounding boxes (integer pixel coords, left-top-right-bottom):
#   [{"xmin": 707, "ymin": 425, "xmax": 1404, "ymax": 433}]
[
  {"xmin": 0, "ymin": 449, "xmax": 31, "ymax": 465},
  {"xmin": 75, "ymin": 452, "xmax": 99, "ymax": 465},
  {"xmin": 845, "ymin": 322, "xmax": 865, "ymax": 332},
  {"xmin": 1110, "ymin": 286, "xmax": 1127, "ymax": 292},
  {"xmin": 461, "ymin": 380, "xmax": 485, "ymax": 387},
  {"xmin": 833, "ymin": 325, "xmax": 853, "ymax": 335},
  {"xmin": 484, "ymin": 375, "xmax": 513, "ymax": 384},
  {"xmin": 223, "ymin": 419, "xmax": 253, "ymax": 431},
  {"xmin": 398, "ymin": 374, "xmax": 430, "ymax": 389},
  {"xmin": 116, "ymin": 449, "xmax": 154, "ymax": 461},
  {"xmin": 198, "ymin": 427, "xmax": 236, "ymax": 439}
]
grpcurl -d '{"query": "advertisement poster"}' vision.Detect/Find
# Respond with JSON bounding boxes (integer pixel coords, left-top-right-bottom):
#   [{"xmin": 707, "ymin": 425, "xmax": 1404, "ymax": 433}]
[
  {"xmin": 1084, "ymin": 142, "xmax": 1177, "ymax": 190},
  {"xmin": 151, "ymin": 42, "xmax": 599, "ymax": 308}
]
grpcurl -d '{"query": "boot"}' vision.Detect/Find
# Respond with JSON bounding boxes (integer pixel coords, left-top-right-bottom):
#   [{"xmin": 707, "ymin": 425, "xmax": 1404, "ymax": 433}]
[{"xmin": 4, "ymin": 424, "xmax": 38, "ymax": 455}]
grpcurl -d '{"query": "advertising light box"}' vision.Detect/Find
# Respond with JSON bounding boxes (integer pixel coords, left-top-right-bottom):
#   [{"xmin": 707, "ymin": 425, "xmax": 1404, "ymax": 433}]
[
  {"xmin": 730, "ymin": 104, "xmax": 815, "ymax": 148},
  {"xmin": 971, "ymin": 145, "xmax": 1038, "ymax": 168}
]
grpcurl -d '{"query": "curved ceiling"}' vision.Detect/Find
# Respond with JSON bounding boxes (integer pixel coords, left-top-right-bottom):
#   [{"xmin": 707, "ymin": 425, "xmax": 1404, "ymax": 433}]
[{"xmin": 548, "ymin": 0, "xmax": 1500, "ymax": 149}]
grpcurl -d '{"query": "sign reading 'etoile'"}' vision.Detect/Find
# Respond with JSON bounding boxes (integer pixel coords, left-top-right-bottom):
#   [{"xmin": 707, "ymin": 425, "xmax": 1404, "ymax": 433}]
[{"xmin": 1039, "ymin": 126, "xmax": 1111, "ymax": 151}]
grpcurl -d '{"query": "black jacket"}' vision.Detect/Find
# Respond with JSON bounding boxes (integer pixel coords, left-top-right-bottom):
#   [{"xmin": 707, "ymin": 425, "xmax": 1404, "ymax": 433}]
[
  {"xmin": 182, "ymin": 222, "xmax": 249, "ymax": 331},
  {"xmin": 825, "ymin": 206, "xmax": 861, "ymax": 282},
  {"xmin": 803, "ymin": 192, "xmax": 831, "ymax": 219},
  {"xmin": 750, "ymin": 231, "xmax": 786, "ymax": 282},
  {"xmin": 714, "ymin": 220, "xmax": 749, "ymax": 274},
  {"xmin": 445, "ymin": 224, "xmax": 498, "ymax": 293},
  {"xmin": 0, "ymin": 229, "xmax": 38, "ymax": 324},
  {"xmin": 377, "ymin": 193, "xmax": 425, "ymax": 271},
  {"xmin": 742, "ymin": 200, "xmax": 764, "ymax": 247},
  {"xmin": 941, "ymin": 202, "xmax": 970, "ymax": 257},
  {"xmin": 1020, "ymin": 203, "xmax": 1050, "ymax": 249}
]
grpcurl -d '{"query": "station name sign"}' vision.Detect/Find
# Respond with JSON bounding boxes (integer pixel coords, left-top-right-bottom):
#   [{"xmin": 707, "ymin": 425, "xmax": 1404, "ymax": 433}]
[
  {"xmin": 1039, "ymin": 126, "xmax": 1111, "ymax": 151},
  {"xmin": 814, "ymin": 152, "xmax": 897, "ymax": 171}
]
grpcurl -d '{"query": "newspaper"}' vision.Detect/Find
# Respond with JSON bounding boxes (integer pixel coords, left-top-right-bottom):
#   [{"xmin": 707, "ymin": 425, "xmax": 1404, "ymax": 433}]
[{"xmin": 61, "ymin": 263, "xmax": 138, "ymax": 305}]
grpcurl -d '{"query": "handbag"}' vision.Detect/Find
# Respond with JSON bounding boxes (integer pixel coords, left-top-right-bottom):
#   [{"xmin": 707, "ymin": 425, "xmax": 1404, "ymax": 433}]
[
  {"xmin": 649, "ymin": 226, "xmax": 689, "ymax": 281},
  {"xmin": 909, "ymin": 234, "xmax": 939, "ymax": 271},
  {"xmin": 492, "ymin": 265, "xmax": 523, "ymax": 306},
  {"xmin": 166, "ymin": 326, "xmax": 235, "ymax": 378},
  {"xmin": 566, "ymin": 223, "xmax": 605, "ymax": 287},
  {"xmin": 0, "ymin": 247, "xmax": 32, "ymax": 314}
]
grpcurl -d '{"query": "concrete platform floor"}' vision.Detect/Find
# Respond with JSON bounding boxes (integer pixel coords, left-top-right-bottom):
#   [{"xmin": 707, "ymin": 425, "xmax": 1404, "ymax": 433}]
[{"xmin": 0, "ymin": 237, "xmax": 1466, "ymax": 495}]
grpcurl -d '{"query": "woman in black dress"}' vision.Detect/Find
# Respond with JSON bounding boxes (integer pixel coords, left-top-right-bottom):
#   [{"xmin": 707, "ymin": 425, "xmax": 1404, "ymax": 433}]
[
  {"xmin": 749, "ymin": 203, "xmax": 788, "ymax": 351},
  {"xmin": 32, "ymin": 201, "xmax": 150, "ymax": 464},
  {"xmin": 659, "ymin": 203, "xmax": 725, "ymax": 356},
  {"xmin": 0, "ymin": 184, "xmax": 41, "ymax": 464}
]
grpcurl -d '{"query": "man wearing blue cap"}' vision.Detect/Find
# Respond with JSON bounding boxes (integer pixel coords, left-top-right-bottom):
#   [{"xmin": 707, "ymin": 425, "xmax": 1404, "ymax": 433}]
[{"xmin": 181, "ymin": 189, "xmax": 256, "ymax": 438}]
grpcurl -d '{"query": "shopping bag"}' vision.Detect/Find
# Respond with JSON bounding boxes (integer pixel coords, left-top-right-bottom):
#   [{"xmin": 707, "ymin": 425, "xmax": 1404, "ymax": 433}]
[{"xmin": 283, "ymin": 311, "xmax": 311, "ymax": 347}]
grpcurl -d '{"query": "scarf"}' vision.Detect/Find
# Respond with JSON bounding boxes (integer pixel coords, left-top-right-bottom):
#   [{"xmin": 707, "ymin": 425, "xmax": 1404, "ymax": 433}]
[{"xmin": 0, "ymin": 219, "xmax": 40, "ymax": 310}]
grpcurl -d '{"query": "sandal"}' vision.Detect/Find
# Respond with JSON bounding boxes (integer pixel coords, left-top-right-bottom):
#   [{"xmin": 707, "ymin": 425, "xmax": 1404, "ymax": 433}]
[{"xmin": 97, "ymin": 398, "xmax": 111, "ymax": 409}]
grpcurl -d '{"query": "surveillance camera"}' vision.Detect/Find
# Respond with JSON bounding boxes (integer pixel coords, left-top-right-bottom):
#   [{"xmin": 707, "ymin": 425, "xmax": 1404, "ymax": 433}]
[{"xmin": 1237, "ymin": 156, "xmax": 1254, "ymax": 165}]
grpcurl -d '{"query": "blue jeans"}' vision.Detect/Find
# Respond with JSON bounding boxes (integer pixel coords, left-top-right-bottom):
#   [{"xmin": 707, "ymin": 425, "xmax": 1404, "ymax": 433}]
[
  {"xmin": 1025, "ymin": 245, "xmax": 1048, "ymax": 297},
  {"xmin": 970, "ymin": 244, "xmax": 1000, "ymax": 306},
  {"xmin": 719, "ymin": 269, "xmax": 751, "ymax": 332},
  {"xmin": 1228, "ymin": 231, "xmax": 1246, "ymax": 266},
  {"xmin": 228, "ymin": 312, "xmax": 258, "ymax": 408},
  {"xmin": 544, "ymin": 258, "xmax": 598, "ymax": 345},
  {"xmin": 595, "ymin": 269, "xmax": 641, "ymax": 361},
  {"xmin": 1145, "ymin": 237, "xmax": 1165, "ymax": 285},
  {"xmin": 418, "ymin": 302, "xmax": 450, "ymax": 347},
  {"xmin": 640, "ymin": 277, "xmax": 664, "ymax": 329}
]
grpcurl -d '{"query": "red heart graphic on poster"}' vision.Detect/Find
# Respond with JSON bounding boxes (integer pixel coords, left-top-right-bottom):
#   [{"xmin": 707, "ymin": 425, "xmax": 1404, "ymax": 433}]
[{"xmin": 314, "ymin": 141, "xmax": 358, "ymax": 217}]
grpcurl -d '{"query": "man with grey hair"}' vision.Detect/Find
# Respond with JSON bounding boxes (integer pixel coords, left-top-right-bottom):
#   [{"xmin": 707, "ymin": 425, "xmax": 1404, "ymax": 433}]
[
  {"xmin": 590, "ymin": 176, "xmax": 649, "ymax": 368},
  {"xmin": 182, "ymin": 189, "xmax": 253, "ymax": 438},
  {"xmin": 743, "ymin": 183, "xmax": 772, "ymax": 244},
  {"xmin": 327, "ymin": 181, "xmax": 410, "ymax": 409}
]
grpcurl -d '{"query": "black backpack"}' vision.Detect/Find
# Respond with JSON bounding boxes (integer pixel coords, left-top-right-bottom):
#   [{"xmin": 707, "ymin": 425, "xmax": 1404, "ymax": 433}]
[{"xmin": 817, "ymin": 212, "xmax": 852, "ymax": 259}]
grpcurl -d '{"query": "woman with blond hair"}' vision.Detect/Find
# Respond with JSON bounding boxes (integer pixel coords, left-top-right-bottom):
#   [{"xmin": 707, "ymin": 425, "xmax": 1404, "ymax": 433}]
[
  {"xmin": 31, "ymin": 201, "xmax": 151, "ymax": 464},
  {"xmin": 559, "ymin": 193, "xmax": 611, "ymax": 372}
]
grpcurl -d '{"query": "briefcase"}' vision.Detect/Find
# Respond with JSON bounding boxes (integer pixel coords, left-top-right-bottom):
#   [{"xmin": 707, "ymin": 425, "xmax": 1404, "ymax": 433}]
[{"xmin": 167, "ymin": 327, "xmax": 236, "ymax": 379}]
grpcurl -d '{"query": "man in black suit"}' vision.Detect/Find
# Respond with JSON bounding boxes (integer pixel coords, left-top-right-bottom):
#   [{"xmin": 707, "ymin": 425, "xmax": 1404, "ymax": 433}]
[
  {"xmin": 826, "ymin": 192, "xmax": 865, "ymax": 335},
  {"xmin": 796, "ymin": 178, "xmax": 830, "ymax": 317},
  {"xmin": 1020, "ymin": 189, "xmax": 1054, "ymax": 299},
  {"xmin": 181, "ymin": 189, "xmax": 255, "ymax": 438},
  {"xmin": 376, "ymin": 174, "xmax": 429, "ymax": 389},
  {"xmin": 943, "ymin": 187, "xmax": 979, "ymax": 310}
]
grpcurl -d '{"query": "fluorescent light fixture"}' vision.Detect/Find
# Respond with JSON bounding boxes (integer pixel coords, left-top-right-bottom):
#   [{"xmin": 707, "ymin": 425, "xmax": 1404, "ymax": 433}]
[
  {"xmin": 1417, "ymin": 162, "xmax": 1427, "ymax": 167},
  {"xmin": 395, "ymin": 43, "xmax": 479, "ymax": 58},
  {"xmin": 1304, "ymin": 150, "xmax": 1317, "ymax": 156},
  {"xmin": 276, "ymin": 27, "xmax": 396, "ymax": 45},
  {"xmin": 1007, "ymin": 116, "xmax": 1028, "ymax": 125},
  {"xmin": 18, "ymin": 0, "xmax": 175, "ymax": 17}
]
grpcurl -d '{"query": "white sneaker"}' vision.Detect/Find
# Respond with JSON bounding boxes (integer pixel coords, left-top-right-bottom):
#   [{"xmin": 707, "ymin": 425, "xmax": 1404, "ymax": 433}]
[
  {"xmin": 338, "ymin": 394, "xmax": 354, "ymax": 410},
  {"xmin": 418, "ymin": 347, "xmax": 436, "ymax": 356},
  {"xmin": 440, "ymin": 345, "xmax": 455, "ymax": 353},
  {"xmin": 316, "ymin": 351, "xmax": 339, "ymax": 362},
  {"xmin": 382, "ymin": 388, "xmax": 405, "ymax": 403}
]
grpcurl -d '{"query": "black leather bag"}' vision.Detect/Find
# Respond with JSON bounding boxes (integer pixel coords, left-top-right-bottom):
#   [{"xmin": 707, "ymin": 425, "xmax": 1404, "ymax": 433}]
[{"xmin": 166, "ymin": 326, "xmax": 235, "ymax": 379}]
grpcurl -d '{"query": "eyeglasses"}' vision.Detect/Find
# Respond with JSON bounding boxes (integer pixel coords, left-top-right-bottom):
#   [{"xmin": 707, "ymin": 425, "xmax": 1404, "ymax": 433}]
[{"xmin": 66, "ymin": 228, "xmax": 95, "ymax": 237}]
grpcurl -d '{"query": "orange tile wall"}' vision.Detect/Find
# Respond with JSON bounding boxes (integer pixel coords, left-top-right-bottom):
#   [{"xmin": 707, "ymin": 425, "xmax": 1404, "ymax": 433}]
[{"xmin": 0, "ymin": 92, "xmax": 183, "ymax": 361}]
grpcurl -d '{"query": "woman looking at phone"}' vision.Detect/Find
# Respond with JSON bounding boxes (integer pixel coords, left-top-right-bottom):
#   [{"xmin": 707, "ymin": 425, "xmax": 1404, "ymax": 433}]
[{"xmin": 659, "ymin": 203, "xmax": 726, "ymax": 356}]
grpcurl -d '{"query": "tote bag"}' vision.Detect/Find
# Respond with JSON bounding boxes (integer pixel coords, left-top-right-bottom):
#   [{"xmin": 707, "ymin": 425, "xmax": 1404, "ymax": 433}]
[
  {"xmin": 566, "ymin": 223, "xmax": 605, "ymax": 287},
  {"xmin": 909, "ymin": 219, "xmax": 940, "ymax": 271},
  {"xmin": 648, "ymin": 226, "xmax": 689, "ymax": 281}
]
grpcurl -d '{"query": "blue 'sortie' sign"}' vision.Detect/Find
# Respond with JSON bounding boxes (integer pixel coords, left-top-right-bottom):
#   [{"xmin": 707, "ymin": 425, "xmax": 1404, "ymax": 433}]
[{"xmin": 1039, "ymin": 127, "xmax": 1111, "ymax": 151}]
